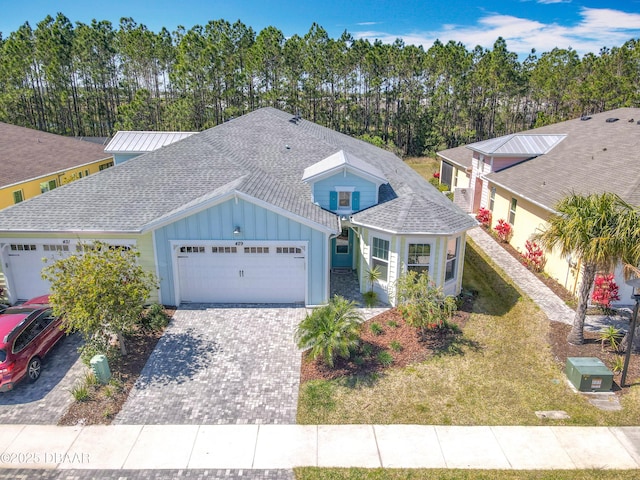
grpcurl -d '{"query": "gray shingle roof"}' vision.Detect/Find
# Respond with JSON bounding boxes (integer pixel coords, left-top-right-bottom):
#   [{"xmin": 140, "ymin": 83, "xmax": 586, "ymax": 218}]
[
  {"xmin": 0, "ymin": 108, "xmax": 476, "ymax": 235},
  {"xmin": 485, "ymin": 108, "xmax": 640, "ymax": 210},
  {"xmin": 0, "ymin": 122, "xmax": 112, "ymax": 188}
]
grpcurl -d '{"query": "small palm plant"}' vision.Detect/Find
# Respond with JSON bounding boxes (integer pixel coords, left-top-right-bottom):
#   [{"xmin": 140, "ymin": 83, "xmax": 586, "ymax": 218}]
[
  {"xmin": 295, "ymin": 295, "xmax": 364, "ymax": 368},
  {"xmin": 599, "ymin": 325, "xmax": 622, "ymax": 352},
  {"xmin": 363, "ymin": 266, "xmax": 381, "ymax": 307}
]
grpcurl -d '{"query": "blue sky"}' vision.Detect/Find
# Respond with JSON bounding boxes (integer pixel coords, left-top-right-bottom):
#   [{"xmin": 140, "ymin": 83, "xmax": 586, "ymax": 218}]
[{"xmin": 1, "ymin": 0, "xmax": 640, "ymax": 57}]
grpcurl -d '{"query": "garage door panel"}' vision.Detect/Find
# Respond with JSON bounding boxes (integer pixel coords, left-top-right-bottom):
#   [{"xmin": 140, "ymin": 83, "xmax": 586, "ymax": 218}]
[
  {"xmin": 6, "ymin": 243, "xmax": 74, "ymax": 301},
  {"xmin": 177, "ymin": 243, "xmax": 306, "ymax": 304}
]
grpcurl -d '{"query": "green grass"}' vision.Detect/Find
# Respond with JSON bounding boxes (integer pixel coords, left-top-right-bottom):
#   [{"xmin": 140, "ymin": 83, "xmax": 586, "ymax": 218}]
[
  {"xmin": 296, "ymin": 242, "xmax": 640, "ymax": 425},
  {"xmin": 295, "ymin": 468, "xmax": 638, "ymax": 480},
  {"xmin": 404, "ymin": 157, "xmax": 440, "ymax": 180}
]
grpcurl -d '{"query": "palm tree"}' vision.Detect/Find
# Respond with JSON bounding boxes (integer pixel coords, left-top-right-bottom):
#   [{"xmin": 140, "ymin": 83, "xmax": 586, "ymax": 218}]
[
  {"xmin": 536, "ymin": 192, "xmax": 639, "ymax": 345},
  {"xmin": 295, "ymin": 295, "xmax": 363, "ymax": 367}
]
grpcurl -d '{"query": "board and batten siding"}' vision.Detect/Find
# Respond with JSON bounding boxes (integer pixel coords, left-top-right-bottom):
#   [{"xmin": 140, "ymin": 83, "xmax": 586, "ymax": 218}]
[
  {"xmin": 313, "ymin": 172, "xmax": 378, "ymax": 211},
  {"xmin": 153, "ymin": 196, "xmax": 330, "ymax": 306}
]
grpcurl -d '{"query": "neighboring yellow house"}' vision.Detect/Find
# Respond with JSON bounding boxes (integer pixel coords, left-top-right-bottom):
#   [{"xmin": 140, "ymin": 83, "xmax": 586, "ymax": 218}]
[
  {"xmin": 0, "ymin": 122, "xmax": 114, "ymax": 210},
  {"xmin": 437, "ymin": 107, "xmax": 640, "ymax": 305}
]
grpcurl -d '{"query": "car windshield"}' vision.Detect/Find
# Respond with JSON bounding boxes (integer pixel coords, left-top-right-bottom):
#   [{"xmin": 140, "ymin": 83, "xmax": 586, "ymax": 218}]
[{"xmin": 0, "ymin": 349, "xmax": 5, "ymax": 363}]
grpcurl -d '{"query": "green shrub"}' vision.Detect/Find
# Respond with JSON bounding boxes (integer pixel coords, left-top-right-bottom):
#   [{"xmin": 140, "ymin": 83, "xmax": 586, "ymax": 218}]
[
  {"xmin": 363, "ymin": 291, "xmax": 378, "ymax": 307},
  {"xmin": 296, "ymin": 295, "xmax": 364, "ymax": 368},
  {"xmin": 369, "ymin": 322, "xmax": 384, "ymax": 335},
  {"xmin": 390, "ymin": 340, "xmax": 403, "ymax": 352},
  {"xmin": 377, "ymin": 350, "xmax": 393, "ymax": 367},
  {"xmin": 360, "ymin": 343, "xmax": 374, "ymax": 357},
  {"xmin": 396, "ymin": 271, "xmax": 457, "ymax": 336},
  {"xmin": 612, "ymin": 356, "xmax": 625, "ymax": 374},
  {"xmin": 71, "ymin": 383, "xmax": 90, "ymax": 402},
  {"xmin": 387, "ymin": 320, "xmax": 399, "ymax": 328},
  {"xmin": 599, "ymin": 325, "xmax": 622, "ymax": 351},
  {"xmin": 141, "ymin": 303, "xmax": 170, "ymax": 332}
]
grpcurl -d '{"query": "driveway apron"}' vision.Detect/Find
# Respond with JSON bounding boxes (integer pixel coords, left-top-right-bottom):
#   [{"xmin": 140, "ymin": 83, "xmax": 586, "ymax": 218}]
[
  {"xmin": 0, "ymin": 333, "xmax": 84, "ymax": 424},
  {"xmin": 114, "ymin": 306, "xmax": 306, "ymax": 425}
]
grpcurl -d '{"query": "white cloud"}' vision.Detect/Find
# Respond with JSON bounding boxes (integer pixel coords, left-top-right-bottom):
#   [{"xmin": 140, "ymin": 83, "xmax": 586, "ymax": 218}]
[
  {"xmin": 353, "ymin": 7, "xmax": 640, "ymax": 57},
  {"xmin": 537, "ymin": 0, "xmax": 571, "ymax": 4}
]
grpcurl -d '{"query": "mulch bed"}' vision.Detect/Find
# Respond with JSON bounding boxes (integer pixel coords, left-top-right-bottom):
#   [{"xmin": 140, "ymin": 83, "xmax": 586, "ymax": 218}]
[
  {"xmin": 57, "ymin": 309, "xmax": 174, "ymax": 426},
  {"xmin": 549, "ymin": 321, "xmax": 640, "ymax": 392},
  {"xmin": 300, "ymin": 298, "xmax": 473, "ymax": 383}
]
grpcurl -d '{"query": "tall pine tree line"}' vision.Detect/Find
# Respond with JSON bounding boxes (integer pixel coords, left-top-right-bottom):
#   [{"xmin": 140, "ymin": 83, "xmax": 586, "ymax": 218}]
[{"xmin": 1, "ymin": 13, "xmax": 639, "ymax": 155}]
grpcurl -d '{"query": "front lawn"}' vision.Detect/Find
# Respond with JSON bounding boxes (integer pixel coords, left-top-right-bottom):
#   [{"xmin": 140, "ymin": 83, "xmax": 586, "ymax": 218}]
[
  {"xmin": 295, "ymin": 468, "xmax": 638, "ymax": 480},
  {"xmin": 296, "ymin": 242, "xmax": 640, "ymax": 425}
]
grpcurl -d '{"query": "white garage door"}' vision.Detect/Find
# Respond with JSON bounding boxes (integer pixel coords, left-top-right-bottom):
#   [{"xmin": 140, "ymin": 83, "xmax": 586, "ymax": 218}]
[
  {"xmin": 176, "ymin": 242, "xmax": 306, "ymax": 304},
  {"xmin": 4, "ymin": 242, "xmax": 74, "ymax": 301}
]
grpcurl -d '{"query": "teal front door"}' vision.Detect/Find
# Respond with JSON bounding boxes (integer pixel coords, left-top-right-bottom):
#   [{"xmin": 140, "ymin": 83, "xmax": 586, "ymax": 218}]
[{"xmin": 331, "ymin": 227, "xmax": 354, "ymax": 268}]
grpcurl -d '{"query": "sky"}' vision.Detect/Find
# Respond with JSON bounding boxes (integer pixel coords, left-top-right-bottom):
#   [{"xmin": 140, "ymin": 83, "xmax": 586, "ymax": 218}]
[{"xmin": 1, "ymin": 0, "xmax": 640, "ymax": 57}]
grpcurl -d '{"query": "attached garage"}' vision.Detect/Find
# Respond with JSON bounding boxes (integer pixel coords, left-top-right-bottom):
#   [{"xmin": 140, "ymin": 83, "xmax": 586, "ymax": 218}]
[
  {"xmin": 174, "ymin": 241, "xmax": 307, "ymax": 304},
  {"xmin": 3, "ymin": 242, "xmax": 73, "ymax": 301},
  {"xmin": 1, "ymin": 240, "xmax": 136, "ymax": 303}
]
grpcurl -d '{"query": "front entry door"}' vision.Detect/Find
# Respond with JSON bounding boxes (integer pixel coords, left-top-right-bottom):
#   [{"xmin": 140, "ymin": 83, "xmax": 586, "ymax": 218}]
[{"xmin": 331, "ymin": 227, "xmax": 353, "ymax": 269}]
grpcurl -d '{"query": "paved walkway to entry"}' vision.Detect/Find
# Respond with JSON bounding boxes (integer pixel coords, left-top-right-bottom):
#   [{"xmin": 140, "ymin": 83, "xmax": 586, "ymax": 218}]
[
  {"xmin": 114, "ymin": 306, "xmax": 306, "ymax": 425},
  {"xmin": 467, "ymin": 227, "xmax": 632, "ymax": 332}
]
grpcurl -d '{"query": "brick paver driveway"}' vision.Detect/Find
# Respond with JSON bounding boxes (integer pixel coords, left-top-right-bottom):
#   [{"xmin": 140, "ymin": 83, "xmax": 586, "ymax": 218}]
[
  {"xmin": 114, "ymin": 306, "xmax": 306, "ymax": 425},
  {"xmin": 0, "ymin": 333, "xmax": 85, "ymax": 424}
]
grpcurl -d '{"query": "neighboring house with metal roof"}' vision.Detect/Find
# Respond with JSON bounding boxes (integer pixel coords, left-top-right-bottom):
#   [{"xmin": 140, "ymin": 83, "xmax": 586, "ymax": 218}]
[
  {"xmin": 105, "ymin": 131, "xmax": 197, "ymax": 165},
  {"xmin": 437, "ymin": 107, "xmax": 640, "ymax": 304},
  {"xmin": 0, "ymin": 108, "xmax": 476, "ymax": 306},
  {"xmin": 0, "ymin": 122, "xmax": 114, "ymax": 210}
]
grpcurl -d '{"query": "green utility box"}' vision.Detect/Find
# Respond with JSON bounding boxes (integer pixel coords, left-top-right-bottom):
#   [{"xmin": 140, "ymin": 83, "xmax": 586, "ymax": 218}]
[
  {"xmin": 90, "ymin": 354, "xmax": 112, "ymax": 385},
  {"xmin": 565, "ymin": 357, "xmax": 613, "ymax": 392}
]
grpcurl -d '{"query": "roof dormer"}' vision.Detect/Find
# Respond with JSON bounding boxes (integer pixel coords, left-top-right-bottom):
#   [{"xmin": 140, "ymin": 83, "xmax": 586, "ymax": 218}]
[{"xmin": 302, "ymin": 150, "xmax": 388, "ymax": 214}]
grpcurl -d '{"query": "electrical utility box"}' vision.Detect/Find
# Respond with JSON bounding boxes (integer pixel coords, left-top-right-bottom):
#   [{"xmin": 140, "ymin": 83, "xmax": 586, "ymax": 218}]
[{"xmin": 565, "ymin": 357, "xmax": 613, "ymax": 392}]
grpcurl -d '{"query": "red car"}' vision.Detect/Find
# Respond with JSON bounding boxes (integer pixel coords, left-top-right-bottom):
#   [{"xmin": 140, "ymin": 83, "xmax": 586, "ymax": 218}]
[{"xmin": 0, "ymin": 296, "xmax": 65, "ymax": 392}]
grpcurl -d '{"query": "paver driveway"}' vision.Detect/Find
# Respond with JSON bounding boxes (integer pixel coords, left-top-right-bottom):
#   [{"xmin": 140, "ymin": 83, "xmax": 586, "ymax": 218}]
[
  {"xmin": 0, "ymin": 333, "xmax": 84, "ymax": 424},
  {"xmin": 114, "ymin": 306, "xmax": 306, "ymax": 425}
]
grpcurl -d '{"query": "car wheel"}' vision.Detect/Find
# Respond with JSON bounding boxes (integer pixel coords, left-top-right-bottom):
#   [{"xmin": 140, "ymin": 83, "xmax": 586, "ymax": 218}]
[{"xmin": 27, "ymin": 357, "xmax": 41, "ymax": 382}]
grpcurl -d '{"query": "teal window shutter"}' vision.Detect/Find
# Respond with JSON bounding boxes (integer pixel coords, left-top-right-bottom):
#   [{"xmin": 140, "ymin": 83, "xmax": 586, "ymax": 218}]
[
  {"xmin": 329, "ymin": 191, "xmax": 338, "ymax": 210},
  {"xmin": 352, "ymin": 191, "xmax": 360, "ymax": 211}
]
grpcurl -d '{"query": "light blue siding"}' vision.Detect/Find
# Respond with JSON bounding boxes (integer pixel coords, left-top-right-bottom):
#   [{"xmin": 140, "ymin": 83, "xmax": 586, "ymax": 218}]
[
  {"xmin": 154, "ymin": 197, "xmax": 330, "ymax": 306},
  {"xmin": 113, "ymin": 153, "xmax": 140, "ymax": 165},
  {"xmin": 314, "ymin": 172, "xmax": 378, "ymax": 212}
]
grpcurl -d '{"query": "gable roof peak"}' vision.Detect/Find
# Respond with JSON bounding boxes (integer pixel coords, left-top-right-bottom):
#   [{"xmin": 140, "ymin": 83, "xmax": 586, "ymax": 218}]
[
  {"xmin": 302, "ymin": 149, "xmax": 387, "ymax": 184},
  {"xmin": 467, "ymin": 133, "xmax": 566, "ymax": 157}
]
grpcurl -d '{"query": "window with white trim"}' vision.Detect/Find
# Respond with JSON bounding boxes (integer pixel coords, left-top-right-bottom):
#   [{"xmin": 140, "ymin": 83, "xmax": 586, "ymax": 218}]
[
  {"xmin": 445, "ymin": 237, "xmax": 460, "ymax": 282},
  {"xmin": 408, "ymin": 243, "xmax": 430, "ymax": 274},
  {"xmin": 489, "ymin": 187, "xmax": 496, "ymax": 211},
  {"xmin": 338, "ymin": 191, "xmax": 351, "ymax": 209},
  {"xmin": 371, "ymin": 237, "xmax": 389, "ymax": 281},
  {"xmin": 509, "ymin": 198, "xmax": 517, "ymax": 224}
]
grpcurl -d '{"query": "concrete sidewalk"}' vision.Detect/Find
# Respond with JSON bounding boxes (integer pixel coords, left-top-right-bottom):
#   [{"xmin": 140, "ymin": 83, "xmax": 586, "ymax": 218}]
[{"xmin": 0, "ymin": 424, "xmax": 638, "ymax": 470}]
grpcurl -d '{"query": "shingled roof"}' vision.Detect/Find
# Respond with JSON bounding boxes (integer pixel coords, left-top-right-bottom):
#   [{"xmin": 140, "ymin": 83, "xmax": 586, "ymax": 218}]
[
  {"xmin": 0, "ymin": 122, "xmax": 112, "ymax": 188},
  {"xmin": 485, "ymin": 108, "xmax": 640, "ymax": 211},
  {"xmin": 0, "ymin": 108, "xmax": 475, "ymax": 235}
]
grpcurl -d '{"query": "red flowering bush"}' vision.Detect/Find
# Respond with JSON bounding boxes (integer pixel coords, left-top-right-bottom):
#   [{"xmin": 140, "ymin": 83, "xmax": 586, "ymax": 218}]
[
  {"xmin": 591, "ymin": 274, "xmax": 620, "ymax": 311},
  {"xmin": 432, "ymin": 172, "xmax": 440, "ymax": 179},
  {"xmin": 521, "ymin": 240, "xmax": 546, "ymax": 272},
  {"xmin": 476, "ymin": 207, "xmax": 492, "ymax": 228},
  {"xmin": 493, "ymin": 219, "xmax": 513, "ymax": 242}
]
